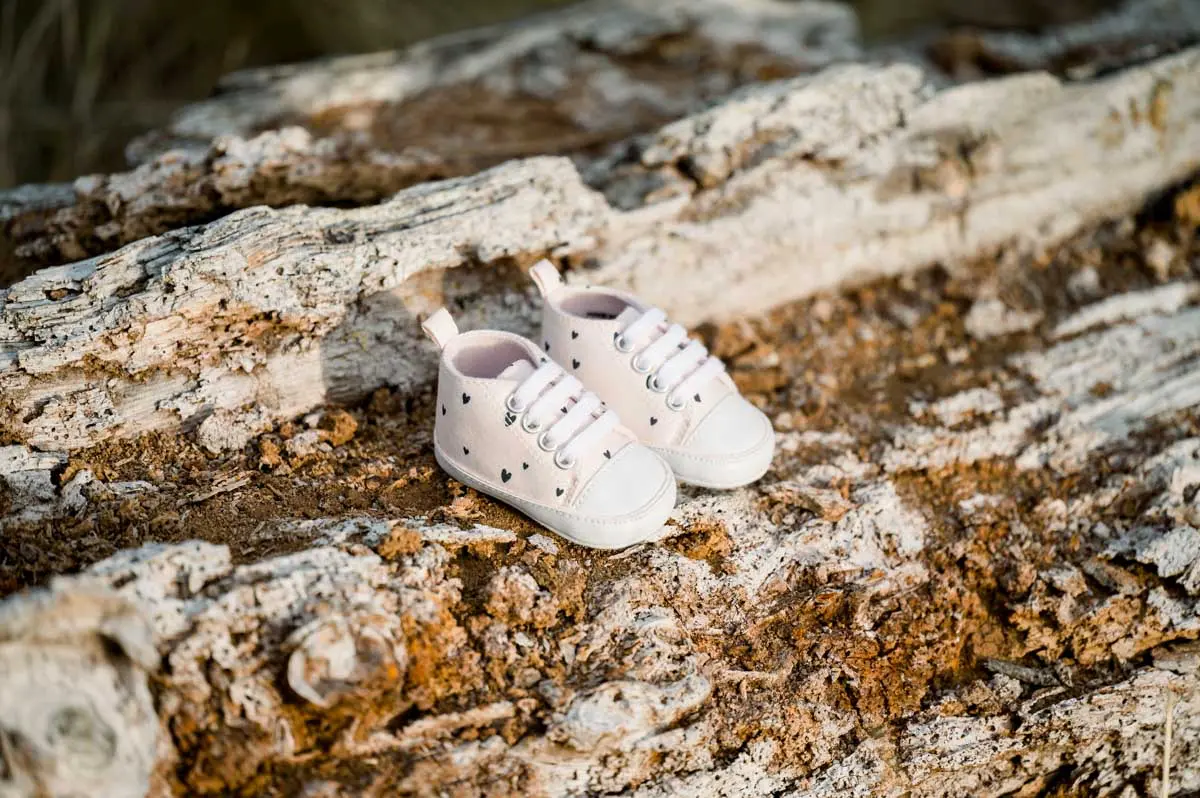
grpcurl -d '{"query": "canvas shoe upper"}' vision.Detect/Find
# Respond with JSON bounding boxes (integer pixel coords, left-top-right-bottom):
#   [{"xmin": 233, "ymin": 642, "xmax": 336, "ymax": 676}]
[
  {"xmin": 421, "ymin": 308, "xmax": 676, "ymax": 549},
  {"xmin": 530, "ymin": 261, "xmax": 775, "ymax": 489}
]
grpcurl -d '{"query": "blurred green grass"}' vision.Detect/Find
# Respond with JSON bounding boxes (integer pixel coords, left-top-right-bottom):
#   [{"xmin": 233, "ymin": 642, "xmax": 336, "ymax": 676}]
[{"xmin": 0, "ymin": 0, "xmax": 1117, "ymax": 189}]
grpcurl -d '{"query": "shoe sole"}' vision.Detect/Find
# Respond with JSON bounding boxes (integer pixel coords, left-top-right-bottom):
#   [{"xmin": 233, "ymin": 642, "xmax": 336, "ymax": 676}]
[{"xmin": 434, "ymin": 447, "xmax": 674, "ymax": 550}]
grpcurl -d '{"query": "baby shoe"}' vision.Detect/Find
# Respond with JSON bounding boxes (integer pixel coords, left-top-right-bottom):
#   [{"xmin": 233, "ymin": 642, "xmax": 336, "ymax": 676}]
[
  {"xmin": 530, "ymin": 261, "xmax": 775, "ymax": 489},
  {"xmin": 421, "ymin": 308, "xmax": 676, "ymax": 549}
]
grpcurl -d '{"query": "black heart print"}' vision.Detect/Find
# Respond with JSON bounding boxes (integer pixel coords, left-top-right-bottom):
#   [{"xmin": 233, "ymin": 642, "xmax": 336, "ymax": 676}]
[
  {"xmin": 694, "ymin": 393, "xmax": 702, "ymax": 403},
  {"xmin": 442, "ymin": 404, "xmax": 446, "ymax": 416},
  {"xmin": 522, "ymin": 462, "xmax": 529, "ymax": 470},
  {"xmin": 572, "ymin": 359, "xmax": 580, "ymax": 369},
  {"xmin": 463, "ymin": 446, "xmax": 470, "ymax": 455},
  {"xmin": 501, "ymin": 468, "xmax": 512, "ymax": 483},
  {"xmin": 505, "ymin": 412, "xmax": 517, "ymax": 427},
  {"xmin": 650, "ymin": 416, "xmax": 658, "ymax": 426},
  {"xmin": 544, "ymin": 341, "xmax": 550, "ymax": 352},
  {"xmin": 571, "ymin": 330, "xmax": 579, "ymax": 339},
  {"xmin": 462, "ymin": 393, "xmax": 471, "ymax": 404},
  {"xmin": 603, "ymin": 449, "xmax": 611, "ymax": 459},
  {"xmin": 556, "ymin": 487, "xmax": 564, "ymax": 497}
]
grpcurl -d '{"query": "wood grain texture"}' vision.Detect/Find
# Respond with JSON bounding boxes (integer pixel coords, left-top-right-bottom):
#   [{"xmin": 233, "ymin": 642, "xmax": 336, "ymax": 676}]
[
  {"xmin": 1, "ymin": 45, "xmax": 1198, "ymax": 454},
  {"xmin": 0, "ymin": 0, "xmax": 858, "ymax": 274},
  {"xmin": 0, "ymin": 1, "xmax": 1197, "ymax": 795}
]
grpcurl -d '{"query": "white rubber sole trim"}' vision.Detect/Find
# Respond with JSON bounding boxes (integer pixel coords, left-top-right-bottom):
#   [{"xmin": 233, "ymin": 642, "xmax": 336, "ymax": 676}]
[
  {"xmin": 434, "ymin": 447, "xmax": 676, "ymax": 550},
  {"xmin": 653, "ymin": 425, "xmax": 776, "ymax": 490}
]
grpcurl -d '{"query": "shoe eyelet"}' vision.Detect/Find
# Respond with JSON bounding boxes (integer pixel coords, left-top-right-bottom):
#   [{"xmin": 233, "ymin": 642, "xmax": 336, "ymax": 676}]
[
  {"xmin": 647, "ymin": 373, "xmax": 667, "ymax": 393},
  {"xmin": 506, "ymin": 394, "xmax": 527, "ymax": 414},
  {"xmin": 614, "ymin": 334, "xmax": 633, "ymax": 353},
  {"xmin": 666, "ymin": 394, "xmax": 685, "ymax": 411},
  {"xmin": 554, "ymin": 450, "xmax": 577, "ymax": 470},
  {"xmin": 537, "ymin": 431, "xmax": 557, "ymax": 452},
  {"xmin": 631, "ymin": 355, "xmax": 651, "ymax": 374},
  {"xmin": 521, "ymin": 415, "xmax": 542, "ymax": 433}
]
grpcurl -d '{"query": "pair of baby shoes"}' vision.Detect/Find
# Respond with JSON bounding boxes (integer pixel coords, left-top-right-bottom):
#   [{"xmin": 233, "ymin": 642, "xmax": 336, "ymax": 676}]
[{"xmin": 421, "ymin": 261, "xmax": 775, "ymax": 550}]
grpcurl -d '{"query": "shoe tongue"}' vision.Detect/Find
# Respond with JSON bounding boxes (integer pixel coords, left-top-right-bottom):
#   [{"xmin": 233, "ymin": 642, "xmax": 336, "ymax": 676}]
[
  {"xmin": 497, "ymin": 358, "xmax": 537, "ymax": 383},
  {"xmin": 615, "ymin": 306, "xmax": 642, "ymax": 327}
]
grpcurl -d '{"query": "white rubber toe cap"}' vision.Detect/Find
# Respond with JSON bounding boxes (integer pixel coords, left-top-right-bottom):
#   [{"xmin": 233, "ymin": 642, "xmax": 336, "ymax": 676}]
[
  {"xmin": 654, "ymin": 393, "xmax": 775, "ymax": 489},
  {"xmin": 569, "ymin": 445, "xmax": 677, "ymax": 548}
]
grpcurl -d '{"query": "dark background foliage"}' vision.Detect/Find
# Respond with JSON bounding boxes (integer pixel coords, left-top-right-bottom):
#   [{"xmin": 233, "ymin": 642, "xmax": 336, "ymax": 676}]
[{"xmin": 0, "ymin": 0, "xmax": 1117, "ymax": 188}]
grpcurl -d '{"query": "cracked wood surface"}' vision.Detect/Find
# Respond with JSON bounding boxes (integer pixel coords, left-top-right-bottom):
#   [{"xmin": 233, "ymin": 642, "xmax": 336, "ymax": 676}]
[
  {"xmin": 0, "ymin": 0, "xmax": 858, "ymax": 274},
  {"xmin": 0, "ymin": 1, "xmax": 1198, "ymax": 796},
  {"xmin": 1, "ymin": 45, "xmax": 1198, "ymax": 454},
  {"xmin": 2, "ymin": 213, "xmax": 1197, "ymax": 795},
  {"xmin": 5, "ymin": 0, "xmax": 1199, "ymax": 280}
]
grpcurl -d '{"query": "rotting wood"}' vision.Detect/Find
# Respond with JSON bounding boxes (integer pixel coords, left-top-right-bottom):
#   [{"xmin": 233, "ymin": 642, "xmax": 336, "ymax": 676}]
[
  {"xmin": 1, "ymin": 45, "xmax": 1199, "ymax": 455},
  {"xmin": 0, "ymin": 0, "xmax": 859, "ymax": 276},
  {"xmin": 4, "ymin": 0, "xmax": 1197, "ymax": 281},
  {"xmin": 0, "ymin": 581, "xmax": 159, "ymax": 798},
  {"xmin": 2, "ymin": 188, "xmax": 1198, "ymax": 795},
  {"xmin": 0, "ymin": 1, "xmax": 1199, "ymax": 796}
]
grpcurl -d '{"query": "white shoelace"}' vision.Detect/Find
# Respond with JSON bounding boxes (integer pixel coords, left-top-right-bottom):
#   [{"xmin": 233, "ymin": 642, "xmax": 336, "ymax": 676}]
[
  {"xmin": 616, "ymin": 307, "xmax": 726, "ymax": 410},
  {"xmin": 506, "ymin": 361, "xmax": 619, "ymax": 469}
]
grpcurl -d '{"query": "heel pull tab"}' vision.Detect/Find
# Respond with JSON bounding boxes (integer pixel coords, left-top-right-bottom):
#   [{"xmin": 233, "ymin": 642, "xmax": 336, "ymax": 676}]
[
  {"xmin": 421, "ymin": 308, "xmax": 459, "ymax": 350},
  {"xmin": 529, "ymin": 259, "xmax": 564, "ymax": 298}
]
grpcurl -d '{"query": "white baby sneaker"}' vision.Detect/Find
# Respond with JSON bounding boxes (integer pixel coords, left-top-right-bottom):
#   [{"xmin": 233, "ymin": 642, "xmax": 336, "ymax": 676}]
[
  {"xmin": 421, "ymin": 308, "xmax": 676, "ymax": 549},
  {"xmin": 530, "ymin": 261, "xmax": 775, "ymax": 489}
]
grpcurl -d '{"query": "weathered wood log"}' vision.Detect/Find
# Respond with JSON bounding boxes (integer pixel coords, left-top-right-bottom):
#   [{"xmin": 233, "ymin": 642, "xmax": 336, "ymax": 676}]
[
  {"xmin": 0, "ymin": 581, "xmax": 159, "ymax": 798},
  {"xmin": 925, "ymin": 0, "xmax": 1200, "ymax": 78},
  {"xmin": 1, "ymin": 43, "xmax": 1198, "ymax": 455},
  {"xmin": 4, "ymin": 0, "xmax": 1197, "ymax": 281},
  {"xmin": 1, "ymin": 1, "xmax": 1199, "ymax": 796},
  {"xmin": 5, "ymin": 256, "xmax": 1198, "ymax": 794},
  {"xmin": 0, "ymin": 0, "xmax": 858, "ymax": 275}
]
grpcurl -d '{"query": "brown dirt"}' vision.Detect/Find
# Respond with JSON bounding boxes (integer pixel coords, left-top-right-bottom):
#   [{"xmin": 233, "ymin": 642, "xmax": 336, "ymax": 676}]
[{"xmin": 666, "ymin": 517, "xmax": 735, "ymax": 574}]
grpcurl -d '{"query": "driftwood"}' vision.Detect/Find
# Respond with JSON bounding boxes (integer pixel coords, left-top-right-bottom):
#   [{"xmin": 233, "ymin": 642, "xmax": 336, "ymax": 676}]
[
  {"xmin": 1, "ymin": 43, "xmax": 1198, "ymax": 453},
  {"xmin": 4, "ymin": 259, "xmax": 1199, "ymax": 794},
  {"xmin": 5, "ymin": 0, "xmax": 1200, "ymax": 280},
  {"xmin": 0, "ymin": 0, "xmax": 858, "ymax": 274},
  {"xmin": 1, "ymin": 0, "xmax": 1199, "ymax": 796}
]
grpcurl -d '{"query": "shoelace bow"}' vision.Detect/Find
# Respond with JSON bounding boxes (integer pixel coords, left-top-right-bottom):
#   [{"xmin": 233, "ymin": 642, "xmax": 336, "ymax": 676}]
[
  {"xmin": 617, "ymin": 307, "xmax": 725, "ymax": 409},
  {"xmin": 506, "ymin": 362, "xmax": 618, "ymax": 468}
]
